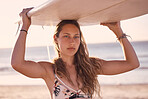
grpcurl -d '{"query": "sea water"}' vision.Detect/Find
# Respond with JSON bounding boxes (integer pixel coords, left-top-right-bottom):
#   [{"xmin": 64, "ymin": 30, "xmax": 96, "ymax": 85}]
[{"xmin": 0, "ymin": 41, "xmax": 148, "ymax": 85}]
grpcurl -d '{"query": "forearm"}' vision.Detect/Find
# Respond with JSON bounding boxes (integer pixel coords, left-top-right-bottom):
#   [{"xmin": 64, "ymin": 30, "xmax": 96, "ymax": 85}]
[
  {"xmin": 11, "ymin": 7, "xmax": 31, "ymax": 66},
  {"xmin": 11, "ymin": 26, "xmax": 28, "ymax": 66},
  {"xmin": 119, "ymin": 37, "xmax": 139, "ymax": 66},
  {"xmin": 113, "ymin": 26, "xmax": 139, "ymax": 67}
]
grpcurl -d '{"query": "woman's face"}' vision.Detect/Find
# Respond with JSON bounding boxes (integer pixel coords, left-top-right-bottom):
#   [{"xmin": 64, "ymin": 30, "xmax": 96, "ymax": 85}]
[{"xmin": 55, "ymin": 24, "xmax": 81, "ymax": 57}]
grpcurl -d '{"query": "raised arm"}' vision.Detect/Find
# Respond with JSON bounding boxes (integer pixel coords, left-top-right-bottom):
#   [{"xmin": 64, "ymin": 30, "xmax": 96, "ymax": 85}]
[
  {"xmin": 11, "ymin": 8, "xmax": 53, "ymax": 78},
  {"xmin": 99, "ymin": 22, "xmax": 139, "ymax": 75}
]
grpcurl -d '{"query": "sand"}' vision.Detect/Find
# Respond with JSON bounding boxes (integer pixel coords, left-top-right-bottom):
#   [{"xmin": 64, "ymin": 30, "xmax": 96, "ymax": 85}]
[
  {"xmin": 100, "ymin": 84, "xmax": 148, "ymax": 99},
  {"xmin": 0, "ymin": 84, "xmax": 148, "ymax": 99}
]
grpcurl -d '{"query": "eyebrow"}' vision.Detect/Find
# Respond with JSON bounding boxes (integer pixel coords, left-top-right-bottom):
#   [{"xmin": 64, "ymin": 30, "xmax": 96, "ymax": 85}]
[{"xmin": 63, "ymin": 33, "xmax": 80, "ymax": 35}]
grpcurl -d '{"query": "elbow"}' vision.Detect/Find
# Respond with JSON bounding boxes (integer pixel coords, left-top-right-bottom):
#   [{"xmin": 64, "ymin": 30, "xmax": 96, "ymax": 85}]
[
  {"xmin": 11, "ymin": 63, "xmax": 23, "ymax": 72},
  {"xmin": 133, "ymin": 63, "xmax": 140, "ymax": 69},
  {"xmin": 131, "ymin": 60, "xmax": 140, "ymax": 69},
  {"xmin": 11, "ymin": 58, "xmax": 16, "ymax": 68},
  {"xmin": 11, "ymin": 61, "xmax": 19, "ymax": 70},
  {"xmin": 11, "ymin": 59, "xmax": 15, "ymax": 68},
  {"xmin": 135, "ymin": 61, "xmax": 140, "ymax": 68},
  {"xmin": 135, "ymin": 58, "xmax": 140, "ymax": 68},
  {"xmin": 11, "ymin": 59, "xmax": 23, "ymax": 70}
]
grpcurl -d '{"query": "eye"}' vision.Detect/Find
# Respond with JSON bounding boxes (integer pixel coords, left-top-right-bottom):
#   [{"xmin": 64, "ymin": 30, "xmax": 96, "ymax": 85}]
[
  {"xmin": 74, "ymin": 36, "xmax": 80, "ymax": 38},
  {"xmin": 63, "ymin": 35, "xmax": 69, "ymax": 38}
]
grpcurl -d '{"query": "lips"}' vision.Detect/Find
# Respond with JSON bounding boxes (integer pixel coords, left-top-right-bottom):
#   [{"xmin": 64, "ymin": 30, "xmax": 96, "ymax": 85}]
[{"xmin": 67, "ymin": 47, "xmax": 75, "ymax": 50}]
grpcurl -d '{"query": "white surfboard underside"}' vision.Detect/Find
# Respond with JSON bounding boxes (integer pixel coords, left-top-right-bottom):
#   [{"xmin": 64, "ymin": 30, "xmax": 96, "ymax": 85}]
[{"xmin": 27, "ymin": 0, "xmax": 148, "ymax": 26}]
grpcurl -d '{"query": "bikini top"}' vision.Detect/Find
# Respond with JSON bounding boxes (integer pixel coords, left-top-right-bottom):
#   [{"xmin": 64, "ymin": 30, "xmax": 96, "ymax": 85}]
[{"xmin": 53, "ymin": 74, "xmax": 91, "ymax": 99}]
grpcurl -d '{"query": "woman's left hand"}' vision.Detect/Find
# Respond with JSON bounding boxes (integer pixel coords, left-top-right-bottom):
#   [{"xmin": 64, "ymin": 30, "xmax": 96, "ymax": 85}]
[{"xmin": 100, "ymin": 22, "xmax": 124, "ymax": 37}]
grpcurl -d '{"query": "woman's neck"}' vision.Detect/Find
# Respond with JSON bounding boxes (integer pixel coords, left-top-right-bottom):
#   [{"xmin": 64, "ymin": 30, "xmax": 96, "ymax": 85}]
[{"xmin": 60, "ymin": 55, "xmax": 74, "ymax": 67}]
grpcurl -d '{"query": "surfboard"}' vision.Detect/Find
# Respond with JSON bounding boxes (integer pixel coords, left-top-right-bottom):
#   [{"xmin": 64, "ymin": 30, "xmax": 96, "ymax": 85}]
[{"xmin": 25, "ymin": 0, "xmax": 148, "ymax": 26}]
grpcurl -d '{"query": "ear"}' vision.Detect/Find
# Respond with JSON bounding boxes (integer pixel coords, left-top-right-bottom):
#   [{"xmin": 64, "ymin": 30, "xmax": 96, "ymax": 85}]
[{"xmin": 53, "ymin": 34, "xmax": 58, "ymax": 44}]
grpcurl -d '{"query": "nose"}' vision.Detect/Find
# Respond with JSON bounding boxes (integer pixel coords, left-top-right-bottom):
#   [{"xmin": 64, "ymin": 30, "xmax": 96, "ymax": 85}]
[{"xmin": 69, "ymin": 38, "xmax": 75, "ymax": 44}]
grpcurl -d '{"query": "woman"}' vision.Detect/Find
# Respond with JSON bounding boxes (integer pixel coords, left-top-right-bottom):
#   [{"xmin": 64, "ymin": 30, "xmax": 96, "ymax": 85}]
[{"xmin": 11, "ymin": 8, "xmax": 139, "ymax": 99}]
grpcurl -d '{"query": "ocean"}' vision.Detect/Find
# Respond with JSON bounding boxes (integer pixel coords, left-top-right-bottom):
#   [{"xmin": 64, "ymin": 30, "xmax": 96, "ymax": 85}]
[{"xmin": 0, "ymin": 41, "xmax": 148, "ymax": 85}]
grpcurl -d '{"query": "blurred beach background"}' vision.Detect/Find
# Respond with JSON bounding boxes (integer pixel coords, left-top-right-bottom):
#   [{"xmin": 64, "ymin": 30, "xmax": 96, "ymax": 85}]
[
  {"xmin": 0, "ymin": 0, "xmax": 148, "ymax": 99},
  {"xmin": 0, "ymin": 41, "xmax": 148, "ymax": 85},
  {"xmin": 0, "ymin": 41, "xmax": 148, "ymax": 99}
]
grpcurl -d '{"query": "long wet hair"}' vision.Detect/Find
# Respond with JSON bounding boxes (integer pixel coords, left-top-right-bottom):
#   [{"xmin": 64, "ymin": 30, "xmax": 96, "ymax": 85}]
[{"xmin": 53, "ymin": 20, "xmax": 102, "ymax": 98}]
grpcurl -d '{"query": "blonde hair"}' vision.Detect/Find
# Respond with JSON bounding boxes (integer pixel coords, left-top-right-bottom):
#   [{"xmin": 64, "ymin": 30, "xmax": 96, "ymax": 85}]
[{"xmin": 53, "ymin": 20, "xmax": 102, "ymax": 98}]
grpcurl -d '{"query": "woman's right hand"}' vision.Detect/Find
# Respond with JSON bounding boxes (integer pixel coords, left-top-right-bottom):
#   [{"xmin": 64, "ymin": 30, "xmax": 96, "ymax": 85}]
[{"xmin": 19, "ymin": 7, "xmax": 33, "ymax": 31}]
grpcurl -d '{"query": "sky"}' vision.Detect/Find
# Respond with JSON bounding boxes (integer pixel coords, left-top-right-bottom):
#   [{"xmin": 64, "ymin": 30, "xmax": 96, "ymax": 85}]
[{"xmin": 0, "ymin": 0, "xmax": 148, "ymax": 49}]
